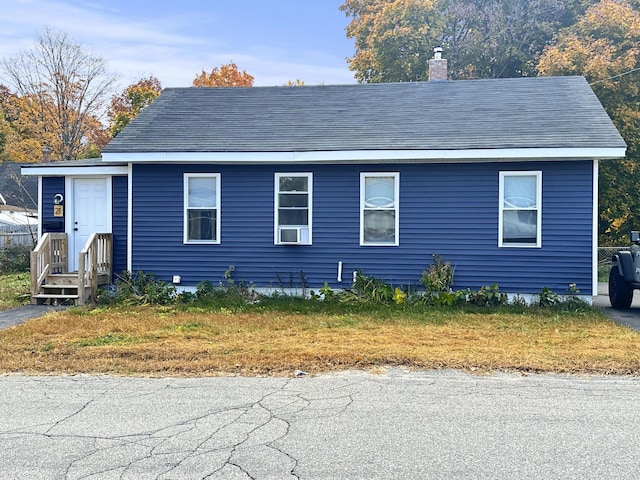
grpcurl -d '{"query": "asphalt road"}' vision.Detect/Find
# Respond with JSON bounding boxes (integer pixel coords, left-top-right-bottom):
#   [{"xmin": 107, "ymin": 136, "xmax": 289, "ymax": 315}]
[{"xmin": 1, "ymin": 369, "xmax": 639, "ymax": 479}]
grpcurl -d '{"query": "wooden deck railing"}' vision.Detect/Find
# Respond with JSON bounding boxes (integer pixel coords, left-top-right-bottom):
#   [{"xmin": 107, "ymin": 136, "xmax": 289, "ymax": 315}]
[
  {"xmin": 77, "ymin": 233, "xmax": 113, "ymax": 304},
  {"xmin": 30, "ymin": 233, "xmax": 68, "ymax": 301},
  {"xmin": 30, "ymin": 232, "xmax": 112, "ymax": 304}
]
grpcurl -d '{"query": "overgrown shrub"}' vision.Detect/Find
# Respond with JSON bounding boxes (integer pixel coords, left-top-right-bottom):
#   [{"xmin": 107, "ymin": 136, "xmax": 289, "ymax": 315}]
[
  {"xmin": 0, "ymin": 245, "xmax": 32, "ymax": 273},
  {"xmin": 466, "ymin": 284, "xmax": 509, "ymax": 307},
  {"xmin": 344, "ymin": 270, "xmax": 394, "ymax": 304},
  {"xmin": 421, "ymin": 254, "xmax": 454, "ymax": 295},
  {"xmin": 187, "ymin": 268, "xmax": 260, "ymax": 307},
  {"xmin": 537, "ymin": 286, "xmax": 560, "ymax": 307},
  {"xmin": 108, "ymin": 270, "xmax": 176, "ymax": 305}
]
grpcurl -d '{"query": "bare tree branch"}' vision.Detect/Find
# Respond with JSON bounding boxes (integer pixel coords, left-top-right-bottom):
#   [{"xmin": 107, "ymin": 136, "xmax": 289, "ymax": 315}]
[{"xmin": 1, "ymin": 27, "xmax": 118, "ymax": 161}]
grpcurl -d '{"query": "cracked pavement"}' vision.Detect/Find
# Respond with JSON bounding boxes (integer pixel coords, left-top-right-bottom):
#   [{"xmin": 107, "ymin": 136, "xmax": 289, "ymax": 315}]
[{"xmin": 1, "ymin": 369, "xmax": 639, "ymax": 479}]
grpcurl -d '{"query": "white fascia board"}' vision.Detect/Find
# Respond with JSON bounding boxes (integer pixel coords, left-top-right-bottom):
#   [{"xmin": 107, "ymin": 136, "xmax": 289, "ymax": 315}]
[
  {"xmin": 101, "ymin": 147, "xmax": 626, "ymax": 163},
  {"xmin": 21, "ymin": 165, "xmax": 129, "ymax": 176},
  {"xmin": 592, "ymin": 160, "xmax": 599, "ymax": 298}
]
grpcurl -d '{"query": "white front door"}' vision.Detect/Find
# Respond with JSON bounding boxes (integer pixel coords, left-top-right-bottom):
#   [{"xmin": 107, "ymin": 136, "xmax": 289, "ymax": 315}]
[{"xmin": 70, "ymin": 178, "xmax": 109, "ymax": 271}]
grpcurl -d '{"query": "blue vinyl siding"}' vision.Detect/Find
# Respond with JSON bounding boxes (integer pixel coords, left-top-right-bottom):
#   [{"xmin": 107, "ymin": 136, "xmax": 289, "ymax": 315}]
[
  {"xmin": 112, "ymin": 176, "xmax": 128, "ymax": 277},
  {"xmin": 41, "ymin": 177, "xmax": 65, "ymax": 233},
  {"xmin": 130, "ymin": 161, "xmax": 594, "ymax": 294}
]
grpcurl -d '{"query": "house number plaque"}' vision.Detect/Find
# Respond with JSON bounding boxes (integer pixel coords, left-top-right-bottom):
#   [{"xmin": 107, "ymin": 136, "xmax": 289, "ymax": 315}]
[{"xmin": 53, "ymin": 205, "xmax": 64, "ymax": 217}]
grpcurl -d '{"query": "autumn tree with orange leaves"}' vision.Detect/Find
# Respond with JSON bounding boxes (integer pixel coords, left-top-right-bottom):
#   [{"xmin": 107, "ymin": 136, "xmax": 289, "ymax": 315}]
[
  {"xmin": 538, "ymin": 0, "xmax": 640, "ymax": 243},
  {"xmin": 109, "ymin": 76, "xmax": 162, "ymax": 137},
  {"xmin": 340, "ymin": 0, "xmax": 589, "ymax": 82},
  {"xmin": 192, "ymin": 63, "xmax": 254, "ymax": 87}
]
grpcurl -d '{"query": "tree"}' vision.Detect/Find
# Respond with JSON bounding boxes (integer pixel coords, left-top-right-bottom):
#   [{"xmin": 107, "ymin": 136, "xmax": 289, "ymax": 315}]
[
  {"xmin": 108, "ymin": 76, "xmax": 162, "ymax": 137},
  {"xmin": 192, "ymin": 63, "xmax": 254, "ymax": 87},
  {"xmin": 284, "ymin": 79, "xmax": 306, "ymax": 86},
  {"xmin": 340, "ymin": 0, "xmax": 593, "ymax": 82},
  {"xmin": 341, "ymin": 0, "xmax": 441, "ymax": 83},
  {"xmin": 447, "ymin": 0, "xmax": 580, "ymax": 79},
  {"xmin": 537, "ymin": 0, "xmax": 640, "ymax": 243},
  {"xmin": 1, "ymin": 28, "xmax": 118, "ymax": 161},
  {"xmin": 0, "ymin": 85, "xmax": 52, "ymax": 163}
]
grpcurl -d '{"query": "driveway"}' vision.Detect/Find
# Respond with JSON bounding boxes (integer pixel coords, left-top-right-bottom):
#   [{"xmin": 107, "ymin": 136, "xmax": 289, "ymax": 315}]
[
  {"xmin": 594, "ymin": 282, "xmax": 640, "ymax": 332},
  {"xmin": 0, "ymin": 370, "xmax": 639, "ymax": 479},
  {"xmin": 0, "ymin": 304, "xmax": 67, "ymax": 330}
]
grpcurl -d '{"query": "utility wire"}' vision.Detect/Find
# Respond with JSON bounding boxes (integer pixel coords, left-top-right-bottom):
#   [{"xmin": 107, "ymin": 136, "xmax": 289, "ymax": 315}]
[{"xmin": 589, "ymin": 66, "xmax": 640, "ymax": 85}]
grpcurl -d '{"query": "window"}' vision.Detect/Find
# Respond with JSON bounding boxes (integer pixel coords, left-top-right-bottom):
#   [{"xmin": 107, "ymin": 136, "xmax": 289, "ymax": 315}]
[
  {"xmin": 499, "ymin": 171, "xmax": 541, "ymax": 248},
  {"xmin": 361, "ymin": 172, "xmax": 399, "ymax": 246},
  {"xmin": 275, "ymin": 173, "xmax": 312, "ymax": 244},
  {"xmin": 184, "ymin": 174, "xmax": 220, "ymax": 244}
]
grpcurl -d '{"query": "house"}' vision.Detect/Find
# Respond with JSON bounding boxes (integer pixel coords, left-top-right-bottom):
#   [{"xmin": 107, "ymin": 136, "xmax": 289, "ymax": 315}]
[
  {"xmin": 22, "ymin": 69, "xmax": 626, "ymax": 303},
  {"xmin": 0, "ymin": 162, "xmax": 38, "ymax": 226}
]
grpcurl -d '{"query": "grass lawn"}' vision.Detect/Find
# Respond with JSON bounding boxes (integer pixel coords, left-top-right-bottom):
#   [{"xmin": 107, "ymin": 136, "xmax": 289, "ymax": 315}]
[
  {"xmin": 0, "ymin": 300, "xmax": 638, "ymax": 377},
  {"xmin": 0, "ymin": 272, "xmax": 30, "ymax": 310}
]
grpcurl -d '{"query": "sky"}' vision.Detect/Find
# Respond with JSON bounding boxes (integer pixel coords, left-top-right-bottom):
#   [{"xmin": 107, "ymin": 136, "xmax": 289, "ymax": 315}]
[{"xmin": 0, "ymin": 0, "xmax": 357, "ymax": 89}]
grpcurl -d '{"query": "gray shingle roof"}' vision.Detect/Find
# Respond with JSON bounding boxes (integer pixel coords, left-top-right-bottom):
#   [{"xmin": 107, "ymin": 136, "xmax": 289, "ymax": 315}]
[{"xmin": 102, "ymin": 76, "xmax": 626, "ymax": 154}]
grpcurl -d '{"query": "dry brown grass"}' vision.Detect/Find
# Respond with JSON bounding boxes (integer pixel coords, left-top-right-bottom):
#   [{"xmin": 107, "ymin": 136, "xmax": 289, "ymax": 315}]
[{"xmin": 1, "ymin": 304, "xmax": 639, "ymax": 376}]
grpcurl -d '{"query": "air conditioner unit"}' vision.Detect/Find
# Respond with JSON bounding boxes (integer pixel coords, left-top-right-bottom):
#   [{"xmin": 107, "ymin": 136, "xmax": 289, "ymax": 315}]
[{"xmin": 279, "ymin": 227, "xmax": 301, "ymax": 244}]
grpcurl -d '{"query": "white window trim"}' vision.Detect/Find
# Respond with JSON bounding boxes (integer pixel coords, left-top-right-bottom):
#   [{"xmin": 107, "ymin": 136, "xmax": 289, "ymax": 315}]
[
  {"xmin": 360, "ymin": 172, "xmax": 400, "ymax": 247},
  {"xmin": 499, "ymin": 171, "xmax": 542, "ymax": 248},
  {"xmin": 184, "ymin": 173, "xmax": 221, "ymax": 244},
  {"xmin": 274, "ymin": 172, "xmax": 313, "ymax": 245}
]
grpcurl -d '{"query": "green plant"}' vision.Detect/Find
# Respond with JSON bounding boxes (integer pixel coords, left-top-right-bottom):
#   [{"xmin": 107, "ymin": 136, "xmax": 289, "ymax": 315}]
[
  {"xmin": 196, "ymin": 280, "xmax": 215, "ymax": 298},
  {"xmin": 0, "ymin": 244, "xmax": 32, "ymax": 273},
  {"xmin": 0, "ymin": 272, "xmax": 30, "ymax": 309},
  {"xmin": 311, "ymin": 282, "xmax": 336, "ymax": 301},
  {"xmin": 345, "ymin": 271, "xmax": 394, "ymax": 304},
  {"xmin": 566, "ymin": 283, "xmax": 580, "ymax": 296},
  {"xmin": 222, "ymin": 265, "xmax": 236, "ymax": 286},
  {"xmin": 511, "ymin": 294, "xmax": 527, "ymax": 308},
  {"xmin": 393, "ymin": 287, "xmax": 406, "ymax": 304},
  {"xmin": 537, "ymin": 287, "xmax": 560, "ymax": 307},
  {"xmin": 212, "ymin": 267, "xmax": 259, "ymax": 304},
  {"xmin": 421, "ymin": 254, "xmax": 455, "ymax": 295},
  {"xmin": 110, "ymin": 270, "xmax": 176, "ymax": 305},
  {"xmin": 467, "ymin": 284, "xmax": 508, "ymax": 307}
]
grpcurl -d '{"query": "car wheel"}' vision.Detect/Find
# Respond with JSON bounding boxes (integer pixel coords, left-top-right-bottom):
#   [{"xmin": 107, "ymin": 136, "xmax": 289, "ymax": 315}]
[{"xmin": 609, "ymin": 267, "xmax": 633, "ymax": 309}]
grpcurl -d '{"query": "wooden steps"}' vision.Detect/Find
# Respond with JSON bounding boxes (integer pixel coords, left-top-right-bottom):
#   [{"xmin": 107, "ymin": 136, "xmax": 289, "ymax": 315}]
[
  {"xmin": 32, "ymin": 274, "xmax": 87, "ymax": 305},
  {"xmin": 30, "ymin": 232, "xmax": 113, "ymax": 306}
]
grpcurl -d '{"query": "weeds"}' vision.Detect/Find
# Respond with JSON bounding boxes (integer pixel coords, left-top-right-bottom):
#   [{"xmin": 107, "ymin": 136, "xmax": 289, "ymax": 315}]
[
  {"xmin": 0, "ymin": 245, "xmax": 32, "ymax": 273},
  {"xmin": 100, "ymin": 270, "xmax": 176, "ymax": 306},
  {"xmin": 421, "ymin": 253, "xmax": 455, "ymax": 295},
  {"xmin": 466, "ymin": 284, "xmax": 509, "ymax": 307},
  {"xmin": 0, "ymin": 272, "xmax": 30, "ymax": 310}
]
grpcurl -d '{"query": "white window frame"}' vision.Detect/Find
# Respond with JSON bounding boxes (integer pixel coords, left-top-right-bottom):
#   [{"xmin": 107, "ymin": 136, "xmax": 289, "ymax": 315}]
[
  {"xmin": 360, "ymin": 172, "xmax": 400, "ymax": 246},
  {"xmin": 274, "ymin": 172, "xmax": 313, "ymax": 245},
  {"xmin": 184, "ymin": 173, "xmax": 221, "ymax": 244},
  {"xmin": 499, "ymin": 171, "xmax": 542, "ymax": 248}
]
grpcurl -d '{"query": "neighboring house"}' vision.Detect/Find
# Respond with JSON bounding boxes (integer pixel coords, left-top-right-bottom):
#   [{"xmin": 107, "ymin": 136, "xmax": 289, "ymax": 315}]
[
  {"xmin": 0, "ymin": 205, "xmax": 37, "ymax": 227},
  {"xmin": 0, "ymin": 162, "xmax": 38, "ymax": 225},
  {"xmin": 22, "ymin": 73, "xmax": 626, "ymax": 300}
]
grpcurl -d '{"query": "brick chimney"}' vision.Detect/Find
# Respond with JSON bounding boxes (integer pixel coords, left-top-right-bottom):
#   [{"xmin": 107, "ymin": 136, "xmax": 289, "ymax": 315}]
[
  {"xmin": 428, "ymin": 47, "xmax": 448, "ymax": 81},
  {"xmin": 42, "ymin": 146, "xmax": 52, "ymax": 163}
]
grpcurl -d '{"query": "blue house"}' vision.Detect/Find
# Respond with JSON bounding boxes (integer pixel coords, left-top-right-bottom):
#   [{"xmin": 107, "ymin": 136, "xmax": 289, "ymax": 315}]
[{"xmin": 23, "ymin": 75, "xmax": 625, "ymax": 304}]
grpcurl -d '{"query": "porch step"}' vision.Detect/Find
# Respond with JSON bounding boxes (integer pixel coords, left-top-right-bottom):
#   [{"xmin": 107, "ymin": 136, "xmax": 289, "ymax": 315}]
[
  {"xmin": 35, "ymin": 279, "xmax": 89, "ymax": 306},
  {"xmin": 41, "ymin": 284, "xmax": 85, "ymax": 294},
  {"xmin": 46, "ymin": 273, "xmax": 80, "ymax": 286},
  {"xmin": 32, "ymin": 293, "xmax": 80, "ymax": 305}
]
